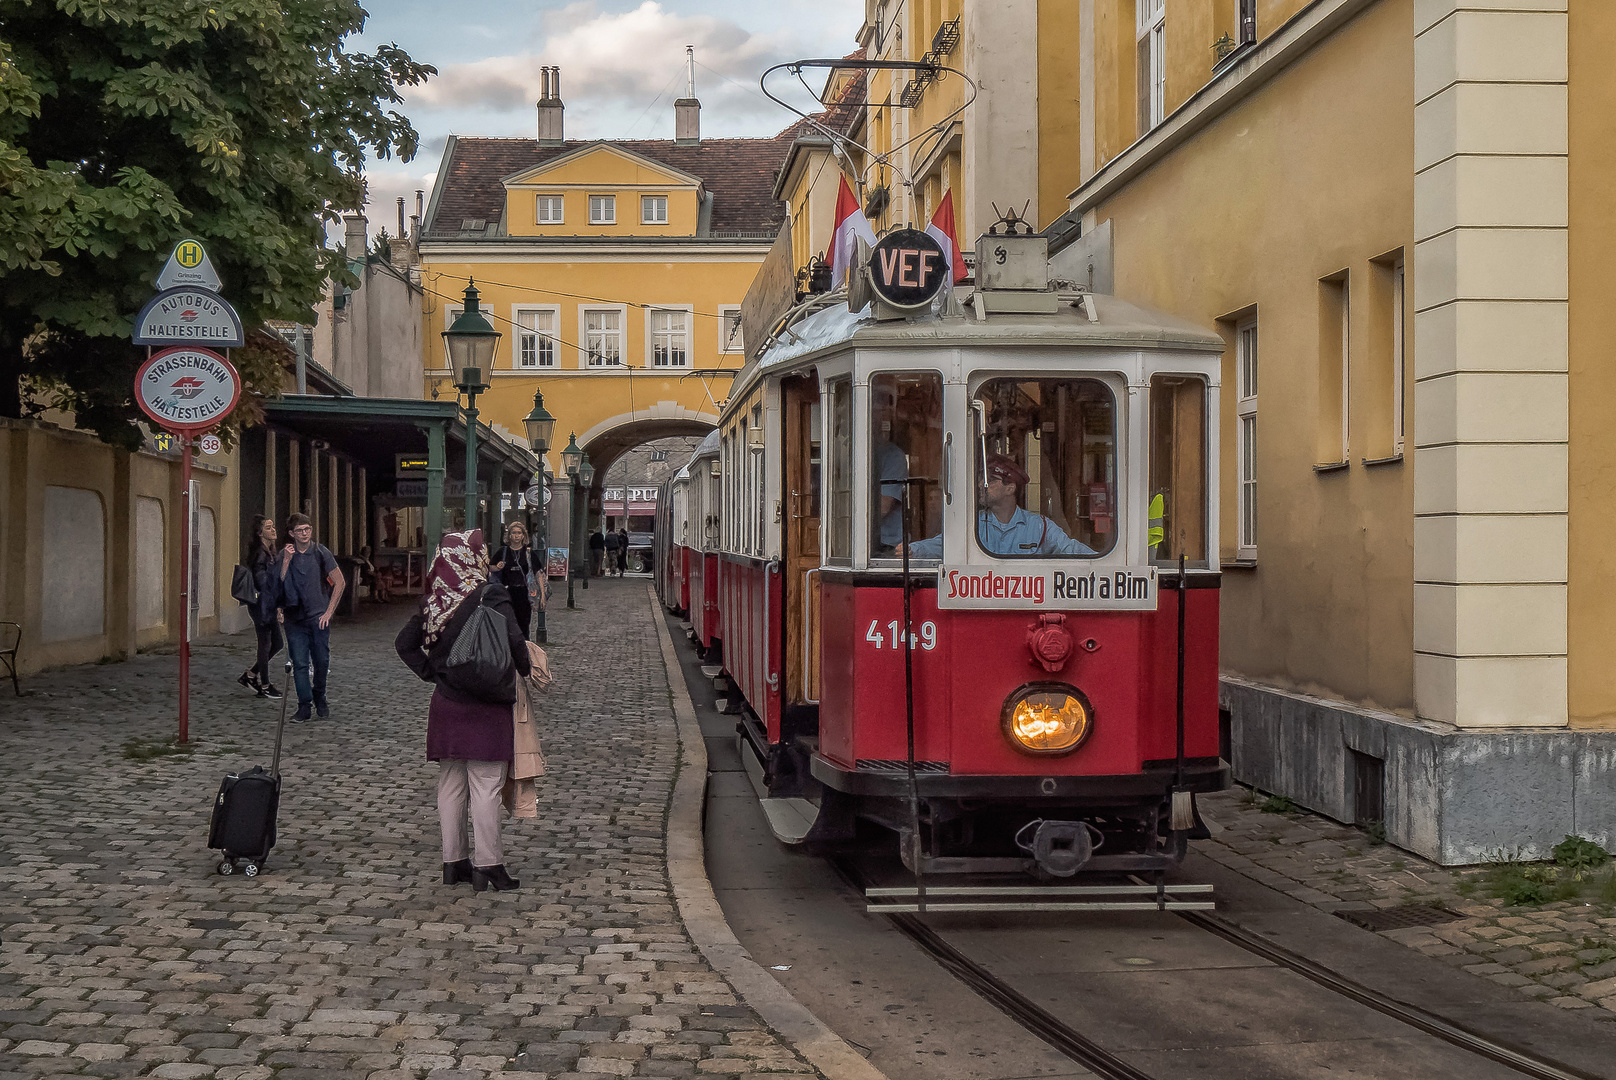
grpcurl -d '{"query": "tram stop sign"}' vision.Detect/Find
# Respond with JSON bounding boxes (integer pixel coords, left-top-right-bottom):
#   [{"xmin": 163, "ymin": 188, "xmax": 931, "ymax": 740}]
[
  {"xmin": 134, "ymin": 347, "xmax": 241, "ymax": 433},
  {"xmin": 866, "ymin": 228, "xmax": 948, "ymax": 311}
]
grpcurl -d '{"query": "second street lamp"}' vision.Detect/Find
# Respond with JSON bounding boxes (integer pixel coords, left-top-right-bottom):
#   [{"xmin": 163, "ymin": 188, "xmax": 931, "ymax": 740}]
[
  {"xmin": 561, "ymin": 433, "xmax": 583, "ymax": 609},
  {"xmin": 444, "ymin": 279, "xmax": 500, "ymax": 533},
  {"xmin": 523, "ymin": 390, "xmax": 556, "ymax": 643}
]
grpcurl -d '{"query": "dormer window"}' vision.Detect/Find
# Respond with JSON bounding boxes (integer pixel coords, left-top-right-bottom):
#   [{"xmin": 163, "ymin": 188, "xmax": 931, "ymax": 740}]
[
  {"xmin": 589, "ymin": 195, "xmax": 616, "ymax": 224},
  {"xmin": 537, "ymin": 195, "xmax": 564, "ymax": 223},
  {"xmin": 642, "ymin": 195, "xmax": 668, "ymax": 225}
]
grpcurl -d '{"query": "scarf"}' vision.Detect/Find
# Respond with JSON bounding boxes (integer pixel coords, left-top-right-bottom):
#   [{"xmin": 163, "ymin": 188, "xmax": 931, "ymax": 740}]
[{"xmin": 421, "ymin": 529, "xmax": 489, "ymax": 645}]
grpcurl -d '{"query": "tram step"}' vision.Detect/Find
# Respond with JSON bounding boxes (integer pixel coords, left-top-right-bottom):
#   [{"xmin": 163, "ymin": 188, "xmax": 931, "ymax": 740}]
[{"xmin": 700, "ymin": 664, "xmax": 722, "ymax": 678}]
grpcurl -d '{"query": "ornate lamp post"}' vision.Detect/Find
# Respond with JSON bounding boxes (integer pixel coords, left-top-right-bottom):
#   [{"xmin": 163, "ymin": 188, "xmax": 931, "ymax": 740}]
[
  {"xmin": 444, "ymin": 280, "xmax": 500, "ymax": 534},
  {"xmin": 522, "ymin": 389, "xmax": 555, "ymax": 642},
  {"xmin": 561, "ymin": 433, "xmax": 584, "ymax": 609}
]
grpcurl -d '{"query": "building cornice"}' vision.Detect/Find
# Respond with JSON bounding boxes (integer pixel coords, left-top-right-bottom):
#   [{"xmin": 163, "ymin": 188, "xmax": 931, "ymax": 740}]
[{"xmin": 1066, "ymin": 0, "xmax": 1374, "ymax": 214}]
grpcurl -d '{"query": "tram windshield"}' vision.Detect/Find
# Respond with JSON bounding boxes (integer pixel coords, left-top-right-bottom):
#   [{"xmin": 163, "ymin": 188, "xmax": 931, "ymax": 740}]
[
  {"xmin": 869, "ymin": 372, "xmax": 944, "ymax": 561},
  {"xmin": 971, "ymin": 378, "xmax": 1116, "ymax": 559}
]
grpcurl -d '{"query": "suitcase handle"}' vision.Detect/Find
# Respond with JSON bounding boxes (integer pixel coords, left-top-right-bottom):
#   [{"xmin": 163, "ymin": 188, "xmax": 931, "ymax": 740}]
[{"xmin": 269, "ymin": 659, "xmax": 293, "ymax": 779}]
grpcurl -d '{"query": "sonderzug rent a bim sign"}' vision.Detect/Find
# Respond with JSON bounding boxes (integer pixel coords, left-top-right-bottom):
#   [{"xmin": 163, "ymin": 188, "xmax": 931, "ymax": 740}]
[{"xmin": 132, "ymin": 287, "xmax": 246, "ymax": 348}]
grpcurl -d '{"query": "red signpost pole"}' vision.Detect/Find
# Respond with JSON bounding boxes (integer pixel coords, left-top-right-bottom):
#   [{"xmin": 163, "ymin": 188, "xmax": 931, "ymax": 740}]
[{"xmin": 178, "ymin": 433, "xmax": 191, "ymax": 744}]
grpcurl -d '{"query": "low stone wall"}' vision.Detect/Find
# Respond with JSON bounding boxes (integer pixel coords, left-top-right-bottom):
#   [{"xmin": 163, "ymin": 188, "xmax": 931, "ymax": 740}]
[{"xmin": 1223, "ymin": 674, "xmax": 1616, "ymax": 865}]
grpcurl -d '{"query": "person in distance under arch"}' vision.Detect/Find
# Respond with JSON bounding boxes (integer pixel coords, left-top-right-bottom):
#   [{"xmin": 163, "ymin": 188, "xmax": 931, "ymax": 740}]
[
  {"xmin": 901, "ymin": 454, "xmax": 1096, "ymax": 559},
  {"xmin": 394, "ymin": 529, "xmax": 531, "ymax": 893}
]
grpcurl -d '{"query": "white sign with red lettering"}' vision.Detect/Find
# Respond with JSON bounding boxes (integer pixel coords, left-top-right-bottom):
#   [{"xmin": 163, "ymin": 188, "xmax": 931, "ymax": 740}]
[
  {"xmin": 199, "ymin": 433, "xmax": 222, "ymax": 455},
  {"xmin": 134, "ymin": 347, "xmax": 241, "ymax": 433},
  {"xmin": 935, "ymin": 564, "xmax": 1159, "ymax": 611}
]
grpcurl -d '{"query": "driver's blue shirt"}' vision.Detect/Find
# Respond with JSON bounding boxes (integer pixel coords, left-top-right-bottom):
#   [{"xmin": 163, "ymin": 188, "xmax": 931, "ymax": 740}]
[{"xmin": 906, "ymin": 507, "xmax": 1096, "ymax": 559}]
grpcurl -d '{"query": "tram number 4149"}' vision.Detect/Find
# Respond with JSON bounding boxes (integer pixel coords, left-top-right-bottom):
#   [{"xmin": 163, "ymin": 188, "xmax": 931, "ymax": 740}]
[{"xmin": 865, "ymin": 619, "xmax": 938, "ymax": 651}]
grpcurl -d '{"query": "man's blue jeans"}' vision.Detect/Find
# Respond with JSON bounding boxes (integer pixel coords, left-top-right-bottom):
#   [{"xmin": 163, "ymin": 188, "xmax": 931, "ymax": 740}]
[{"xmin": 283, "ymin": 617, "xmax": 330, "ymax": 707}]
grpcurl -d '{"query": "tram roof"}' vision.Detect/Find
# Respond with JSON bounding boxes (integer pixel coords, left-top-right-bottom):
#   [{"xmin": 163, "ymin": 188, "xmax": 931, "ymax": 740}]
[{"xmin": 744, "ymin": 292, "xmax": 1224, "ymax": 387}]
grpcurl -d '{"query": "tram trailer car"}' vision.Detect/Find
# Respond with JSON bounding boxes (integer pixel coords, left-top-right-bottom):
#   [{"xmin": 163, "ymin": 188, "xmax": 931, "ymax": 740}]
[
  {"xmin": 701, "ymin": 255, "xmax": 1229, "ymax": 878},
  {"xmin": 682, "ymin": 430, "xmax": 723, "ymax": 656},
  {"xmin": 654, "ymin": 463, "xmax": 692, "ymax": 616}
]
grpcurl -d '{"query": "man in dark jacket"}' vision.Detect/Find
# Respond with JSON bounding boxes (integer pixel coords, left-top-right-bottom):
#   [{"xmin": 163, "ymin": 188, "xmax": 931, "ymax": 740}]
[{"xmin": 589, "ymin": 528, "xmax": 606, "ymax": 577}]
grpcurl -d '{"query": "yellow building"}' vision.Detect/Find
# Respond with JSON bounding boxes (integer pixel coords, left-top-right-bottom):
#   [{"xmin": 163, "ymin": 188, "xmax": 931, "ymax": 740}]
[
  {"xmin": 417, "ymin": 71, "xmax": 792, "ymax": 537},
  {"xmin": 791, "ymin": 0, "xmax": 1614, "ymax": 863}
]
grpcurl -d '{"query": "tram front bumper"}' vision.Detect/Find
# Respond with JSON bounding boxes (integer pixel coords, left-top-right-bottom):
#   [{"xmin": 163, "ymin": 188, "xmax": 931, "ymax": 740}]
[{"xmin": 809, "ymin": 754, "xmax": 1230, "ymax": 800}]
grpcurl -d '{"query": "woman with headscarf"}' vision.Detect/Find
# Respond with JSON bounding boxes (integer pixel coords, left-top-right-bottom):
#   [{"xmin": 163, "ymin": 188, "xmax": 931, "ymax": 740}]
[{"xmin": 394, "ymin": 529, "xmax": 531, "ymax": 892}]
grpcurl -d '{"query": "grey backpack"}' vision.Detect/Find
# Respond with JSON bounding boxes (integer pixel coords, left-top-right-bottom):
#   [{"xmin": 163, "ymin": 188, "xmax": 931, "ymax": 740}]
[{"xmin": 443, "ymin": 586, "xmax": 515, "ymax": 702}]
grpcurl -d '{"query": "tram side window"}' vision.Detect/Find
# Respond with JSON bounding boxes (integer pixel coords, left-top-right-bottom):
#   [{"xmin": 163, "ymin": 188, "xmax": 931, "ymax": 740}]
[
  {"xmin": 869, "ymin": 373, "xmax": 944, "ymax": 560},
  {"xmin": 1148, "ymin": 375, "xmax": 1208, "ymax": 565},
  {"xmin": 828, "ymin": 378, "xmax": 854, "ymax": 563},
  {"xmin": 971, "ymin": 378, "xmax": 1116, "ymax": 559}
]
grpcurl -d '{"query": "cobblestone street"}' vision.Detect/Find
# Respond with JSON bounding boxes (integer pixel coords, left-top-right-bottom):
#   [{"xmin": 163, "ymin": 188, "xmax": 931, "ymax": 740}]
[
  {"xmin": 1199, "ymin": 788, "xmax": 1616, "ymax": 1022},
  {"xmin": 0, "ymin": 580, "xmax": 819, "ymax": 1080}
]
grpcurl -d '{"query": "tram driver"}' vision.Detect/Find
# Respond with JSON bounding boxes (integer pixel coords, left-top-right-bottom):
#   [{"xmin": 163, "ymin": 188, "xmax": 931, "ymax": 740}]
[{"xmin": 901, "ymin": 454, "xmax": 1095, "ymax": 559}]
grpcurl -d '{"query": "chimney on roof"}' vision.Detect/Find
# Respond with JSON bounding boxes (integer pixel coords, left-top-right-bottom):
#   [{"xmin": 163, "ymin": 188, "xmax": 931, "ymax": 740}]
[
  {"xmin": 674, "ymin": 45, "xmax": 700, "ymax": 146},
  {"xmin": 538, "ymin": 66, "xmax": 565, "ymax": 146},
  {"xmin": 344, "ymin": 212, "xmax": 367, "ymax": 259}
]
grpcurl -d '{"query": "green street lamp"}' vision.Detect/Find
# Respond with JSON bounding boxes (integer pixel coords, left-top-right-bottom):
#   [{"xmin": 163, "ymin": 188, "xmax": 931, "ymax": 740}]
[
  {"xmin": 561, "ymin": 433, "xmax": 584, "ymax": 608},
  {"xmin": 523, "ymin": 390, "xmax": 556, "ymax": 643},
  {"xmin": 445, "ymin": 279, "xmax": 500, "ymax": 534}
]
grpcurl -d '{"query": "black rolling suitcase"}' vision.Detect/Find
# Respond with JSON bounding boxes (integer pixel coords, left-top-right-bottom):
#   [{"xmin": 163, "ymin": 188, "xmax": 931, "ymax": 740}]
[{"xmin": 207, "ymin": 659, "xmax": 292, "ymax": 877}]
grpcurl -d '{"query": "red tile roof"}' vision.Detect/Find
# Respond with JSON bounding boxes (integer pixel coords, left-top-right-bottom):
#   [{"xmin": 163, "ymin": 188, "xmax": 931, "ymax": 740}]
[{"xmin": 426, "ymin": 134, "xmax": 796, "ymax": 241}]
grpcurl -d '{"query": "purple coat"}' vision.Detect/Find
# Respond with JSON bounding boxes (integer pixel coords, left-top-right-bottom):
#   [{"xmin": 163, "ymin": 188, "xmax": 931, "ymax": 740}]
[{"xmin": 395, "ymin": 586, "xmax": 530, "ymax": 763}]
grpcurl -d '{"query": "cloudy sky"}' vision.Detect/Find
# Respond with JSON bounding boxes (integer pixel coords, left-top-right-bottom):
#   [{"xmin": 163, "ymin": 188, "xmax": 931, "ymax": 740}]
[{"xmin": 351, "ymin": 0, "xmax": 864, "ymax": 237}]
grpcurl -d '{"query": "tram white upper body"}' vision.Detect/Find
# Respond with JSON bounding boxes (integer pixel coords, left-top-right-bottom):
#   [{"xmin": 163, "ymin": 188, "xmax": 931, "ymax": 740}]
[{"xmin": 691, "ymin": 291, "xmax": 1224, "ymax": 612}]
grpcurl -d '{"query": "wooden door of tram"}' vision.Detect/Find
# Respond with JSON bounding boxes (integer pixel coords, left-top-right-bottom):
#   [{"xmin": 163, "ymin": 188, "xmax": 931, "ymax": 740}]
[{"xmin": 782, "ymin": 374, "xmax": 822, "ymax": 707}]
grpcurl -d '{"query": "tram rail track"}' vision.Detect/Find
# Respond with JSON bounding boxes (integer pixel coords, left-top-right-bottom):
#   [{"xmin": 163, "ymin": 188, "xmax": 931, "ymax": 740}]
[{"xmin": 833, "ymin": 857, "xmax": 1603, "ymax": 1080}]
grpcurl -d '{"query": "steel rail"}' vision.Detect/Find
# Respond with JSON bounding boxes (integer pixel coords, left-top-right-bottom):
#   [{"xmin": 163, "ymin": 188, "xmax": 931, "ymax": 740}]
[
  {"xmin": 1177, "ymin": 910, "xmax": 1601, "ymax": 1080},
  {"xmin": 833, "ymin": 859, "xmax": 1153, "ymax": 1080}
]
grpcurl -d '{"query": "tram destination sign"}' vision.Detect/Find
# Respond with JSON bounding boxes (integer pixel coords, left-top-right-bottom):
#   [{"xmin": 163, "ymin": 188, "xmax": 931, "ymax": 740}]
[
  {"xmin": 132, "ymin": 287, "xmax": 245, "ymax": 348},
  {"xmin": 867, "ymin": 228, "xmax": 948, "ymax": 311},
  {"xmin": 935, "ymin": 564, "xmax": 1159, "ymax": 611},
  {"xmin": 134, "ymin": 347, "xmax": 241, "ymax": 433}
]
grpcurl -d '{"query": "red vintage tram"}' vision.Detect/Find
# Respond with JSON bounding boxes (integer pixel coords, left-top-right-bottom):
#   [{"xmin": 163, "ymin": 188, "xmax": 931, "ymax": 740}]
[{"xmin": 656, "ymin": 230, "xmax": 1228, "ymax": 877}]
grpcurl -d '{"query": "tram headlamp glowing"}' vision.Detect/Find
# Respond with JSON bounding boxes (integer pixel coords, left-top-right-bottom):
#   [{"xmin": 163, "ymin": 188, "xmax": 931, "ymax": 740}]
[{"xmin": 1001, "ymin": 684, "xmax": 1092, "ymax": 756}]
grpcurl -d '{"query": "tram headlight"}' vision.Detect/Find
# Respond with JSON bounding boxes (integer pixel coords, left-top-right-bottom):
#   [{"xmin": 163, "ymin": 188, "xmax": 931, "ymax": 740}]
[{"xmin": 1001, "ymin": 683, "xmax": 1092, "ymax": 756}]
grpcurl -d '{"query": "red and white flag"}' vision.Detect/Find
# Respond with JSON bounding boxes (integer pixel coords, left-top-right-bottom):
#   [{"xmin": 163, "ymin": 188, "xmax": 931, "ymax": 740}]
[
  {"xmin": 924, "ymin": 190, "xmax": 968, "ymax": 289},
  {"xmin": 830, "ymin": 174, "xmax": 877, "ymax": 290}
]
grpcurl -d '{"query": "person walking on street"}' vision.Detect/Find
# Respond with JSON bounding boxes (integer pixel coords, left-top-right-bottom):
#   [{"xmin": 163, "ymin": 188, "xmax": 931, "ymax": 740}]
[
  {"xmin": 492, "ymin": 522, "xmax": 536, "ymax": 639},
  {"xmin": 602, "ymin": 527, "xmax": 620, "ymax": 578},
  {"xmin": 239, "ymin": 516, "xmax": 284, "ymax": 698},
  {"xmin": 589, "ymin": 528, "xmax": 606, "ymax": 577},
  {"xmin": 279, "ymin": 513, "xmax": 345, "ymax": 721},
  {"xmin": 616, "ymin": 527, "xmax": 630, "ymax": 576},
  {"xmin": 394, "ymin": 529, "xmax": 531, "ymax": 892}
]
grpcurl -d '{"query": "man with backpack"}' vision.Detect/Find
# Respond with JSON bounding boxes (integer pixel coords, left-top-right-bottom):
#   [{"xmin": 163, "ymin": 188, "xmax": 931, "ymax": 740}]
[
  {"xmin": 602, "ymin": 527, "xmax": 621, "ymax": 578},
  {"xmin": 278, "ymin": 513, "xmax": 345, "ymax": 721}
]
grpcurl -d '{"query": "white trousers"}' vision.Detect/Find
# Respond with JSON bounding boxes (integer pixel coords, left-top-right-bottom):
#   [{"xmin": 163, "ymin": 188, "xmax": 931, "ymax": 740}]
[{"xmin": 437, "ymin": 759, "xmax": 508, "ymax": 868}]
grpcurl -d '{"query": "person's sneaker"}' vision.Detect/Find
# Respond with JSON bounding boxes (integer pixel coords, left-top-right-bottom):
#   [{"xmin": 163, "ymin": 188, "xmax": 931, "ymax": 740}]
[
  {"xmin": 238, "ymin": 669, "xmax": 259, "ymax": 691},
  {"xmin": 258, "ymin": 683, "xmax": 283, "ymax": 699},
  {"xmin": 292, "ymin": 703, "xmax": 311, "ymax": 722},
  {"xmin": 314, "ymin": 701, "xmax": 329, "ymax": 719}
]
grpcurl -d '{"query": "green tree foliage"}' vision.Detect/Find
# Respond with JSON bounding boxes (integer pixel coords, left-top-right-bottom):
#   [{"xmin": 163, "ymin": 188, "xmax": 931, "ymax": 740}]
[{"xmin": 0, "ymin": 0, "xmax": 433, "ymax": 448}]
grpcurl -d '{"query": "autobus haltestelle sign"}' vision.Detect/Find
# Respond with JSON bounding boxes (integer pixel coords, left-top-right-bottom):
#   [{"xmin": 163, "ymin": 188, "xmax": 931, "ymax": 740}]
[{"xmin": 135, "ymin": 347, "xmax": 241, "ymax": 433}]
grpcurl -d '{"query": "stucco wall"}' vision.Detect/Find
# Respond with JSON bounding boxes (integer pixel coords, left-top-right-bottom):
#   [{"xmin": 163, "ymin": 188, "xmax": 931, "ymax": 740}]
[
  {"xmin": 41, "ymin": 486, "xmax": 106, "ymax": 644},
  {"xmin": 1566, "ymin": 0, "xmax": 1616, "ymax": 727},
  {"xmin": 1094, "ymin": 0, "xmax": 1416, "ymax": 712}
]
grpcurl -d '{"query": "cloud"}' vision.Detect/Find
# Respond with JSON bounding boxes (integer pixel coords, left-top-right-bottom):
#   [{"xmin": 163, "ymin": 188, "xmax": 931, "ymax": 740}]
[{"xmin": 405, "ymin": 1, "xmax": 798, "ymax": 139}]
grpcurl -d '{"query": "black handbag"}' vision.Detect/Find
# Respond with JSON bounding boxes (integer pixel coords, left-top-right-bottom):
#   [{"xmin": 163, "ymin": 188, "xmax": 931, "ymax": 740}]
[{"xmin": 230, "ymin": 564, "xmax": 258, "ymax": 606}]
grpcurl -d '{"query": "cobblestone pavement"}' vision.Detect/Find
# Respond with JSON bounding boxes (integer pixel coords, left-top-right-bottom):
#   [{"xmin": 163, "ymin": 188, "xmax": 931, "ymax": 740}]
[
  {"xmin": 1199, "ymin": 787, "xmax": 1616, "ymax": 1021},
  {"xmin": 0, "ymin": 580, "xmax": 820, "ymax": 1080}
]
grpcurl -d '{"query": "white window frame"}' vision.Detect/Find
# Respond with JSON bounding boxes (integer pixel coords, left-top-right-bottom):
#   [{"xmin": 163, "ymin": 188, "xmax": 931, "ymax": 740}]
[
  {"xmin": 536, "ymin": 194, "xmax": 564, "ymax": 224},
  {"xmin": 641, "ymin": 195, "xmax": 669, "ymax": 225},
  {"xmin": 1137, "ymin": 0, "xmax": 1166, "ymax": 131},
  {"xmin": 512, "ymin": 305, "xmax": 560, "ymax": 368},
  {"xmin": 589, "ymin": 194, "xmax": 616, "ymax": 225},
  {"xmin": 579, "ymin": 304, "xmax": 627, "ymax": 368},
  {"xmin": 646, "ymin": 305, "xmax": 692, "ymax": 367},
  {"xmin": 440, "ymin": 307, "xmax": 462, "ymax": 371},
  {"xmin": 1392, "ymin": 259, "xmax": 1405, "ymax": 456},
  {"xmin": 718, "ymin": 305, "xmax": 744, "ymax": 354},
  {"xmin": 1236, "ymin": 315, "xmax": 1258, "ymax": 560}
]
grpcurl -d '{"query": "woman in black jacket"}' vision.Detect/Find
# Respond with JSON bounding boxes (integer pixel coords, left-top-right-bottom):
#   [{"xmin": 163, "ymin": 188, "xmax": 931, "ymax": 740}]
[
  {"xmin": 240, "ymin": 516, "xmax": 284, "ymax": 697},
  {"xmin": 395, "ymin": 529, "xmax": 531, "ymax": 892},
  {"xmin": 491, "ymin": 521, "xmax": 536, "ymax": 639}
]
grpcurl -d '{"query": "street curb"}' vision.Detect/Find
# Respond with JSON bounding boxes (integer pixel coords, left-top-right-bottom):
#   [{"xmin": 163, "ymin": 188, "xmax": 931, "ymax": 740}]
[{"xmin": 648, "ymin": 587, "xmax": 890, "ymax": 1080}]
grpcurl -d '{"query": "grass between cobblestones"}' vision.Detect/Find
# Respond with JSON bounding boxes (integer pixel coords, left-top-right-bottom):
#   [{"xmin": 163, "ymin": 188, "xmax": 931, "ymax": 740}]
[
  {"xmin": 0, "ymin": 582, "xmax": 824, "ymax": 1080},
  {"xmin": 1202, "ymin": 786, "xmax": 1616, "ymax": 1020}
]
